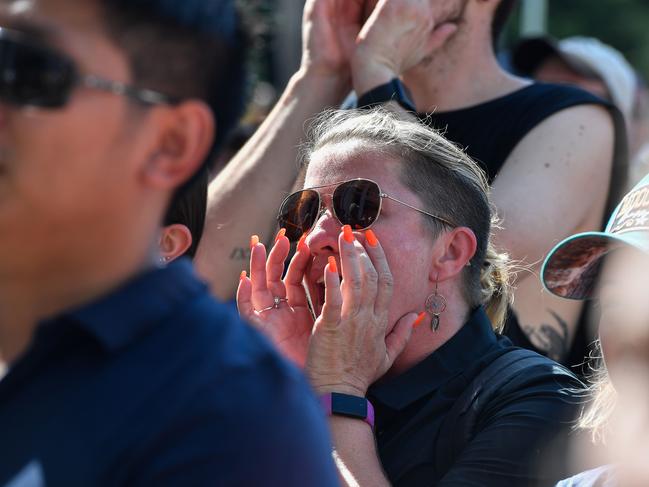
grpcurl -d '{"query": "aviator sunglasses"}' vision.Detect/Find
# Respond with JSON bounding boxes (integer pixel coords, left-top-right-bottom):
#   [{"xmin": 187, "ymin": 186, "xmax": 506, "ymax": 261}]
[
  {"xmin": 277, "ymin": 178, "xmax": 457, "ymax": 242},
  {"xmin": 0, "ymin": 27, "xmax": 176, "ymax": 108}
]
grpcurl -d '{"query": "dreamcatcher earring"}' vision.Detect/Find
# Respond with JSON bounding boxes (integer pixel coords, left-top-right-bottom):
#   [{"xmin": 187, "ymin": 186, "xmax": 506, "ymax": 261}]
[{"xmin": 425, "ymin": 278, "xmax": 447, "ymax": 332}]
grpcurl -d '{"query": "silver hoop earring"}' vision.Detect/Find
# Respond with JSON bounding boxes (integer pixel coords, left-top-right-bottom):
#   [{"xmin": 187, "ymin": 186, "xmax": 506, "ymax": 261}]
[{"xmin": 425, "ymin": 279, "xmax": 447, "ymax": 332}]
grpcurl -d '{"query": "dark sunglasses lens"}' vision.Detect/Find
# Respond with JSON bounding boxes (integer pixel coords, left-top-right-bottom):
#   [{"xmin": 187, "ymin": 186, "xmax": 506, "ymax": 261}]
[
  {"xmin": 333, "ymin": 180, "xmax": 381, "ymax": 230},
  {"xmin": 0, "ymin": 36, "xmax": 75, "ymax": 108},
  {"xmin": 278, "ymin": 189, "xmax": 320, "ymax": 242}
]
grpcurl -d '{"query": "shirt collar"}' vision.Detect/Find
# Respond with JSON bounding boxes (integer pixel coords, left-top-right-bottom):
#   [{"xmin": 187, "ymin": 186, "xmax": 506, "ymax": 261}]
[
  {"xmin": 47, "ymin": 258, "xmax": 206, "ymax": 353},
  {"xmin": 369, "ymin": 307, "xmax": 497, "ymax": 410}
]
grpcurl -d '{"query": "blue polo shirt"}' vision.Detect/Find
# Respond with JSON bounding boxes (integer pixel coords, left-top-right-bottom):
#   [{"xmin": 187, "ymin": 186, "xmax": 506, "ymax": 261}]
[{"xmin": 0, "ymin": 260, "xmax": 339, "ymax": 487}]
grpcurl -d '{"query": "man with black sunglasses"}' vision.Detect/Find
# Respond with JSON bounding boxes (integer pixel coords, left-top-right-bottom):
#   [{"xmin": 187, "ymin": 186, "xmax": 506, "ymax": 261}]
[{"xmin": 0, "ymin": 1, "xmax": 338, "ymax": 486}]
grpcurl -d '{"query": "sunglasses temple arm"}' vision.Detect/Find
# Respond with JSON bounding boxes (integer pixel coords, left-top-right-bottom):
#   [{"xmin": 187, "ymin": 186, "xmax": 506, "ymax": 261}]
[
  {"xmin": 81, "ymin": 75, "xmax": 174, "ymax": 106},
  {"xmin": 382, "ymin": 194, "xmax": 457, "ymax": 228}
]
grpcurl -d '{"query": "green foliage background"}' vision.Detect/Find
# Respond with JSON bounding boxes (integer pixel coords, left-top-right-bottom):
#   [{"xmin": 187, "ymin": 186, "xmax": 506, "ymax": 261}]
[{"xmin": 505, "ymin": 0, "xmax": 649, "ymax": 79}]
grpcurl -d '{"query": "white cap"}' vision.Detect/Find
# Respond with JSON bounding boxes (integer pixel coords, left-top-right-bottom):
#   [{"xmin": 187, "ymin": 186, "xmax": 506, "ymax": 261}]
[{"xmin": 556, "ymin": 36, "xmax": 636, "ymax": 119}]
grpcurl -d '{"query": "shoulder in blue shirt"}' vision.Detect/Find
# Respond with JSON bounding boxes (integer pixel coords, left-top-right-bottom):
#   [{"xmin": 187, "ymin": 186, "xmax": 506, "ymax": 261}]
[{"xmin": 0, "ymin": 259, "xmax": 338, "ymax": 487}]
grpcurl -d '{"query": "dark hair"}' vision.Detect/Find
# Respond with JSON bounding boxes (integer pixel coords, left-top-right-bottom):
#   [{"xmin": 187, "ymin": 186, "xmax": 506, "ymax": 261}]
[
  {"xmin": 210, "ymin": 122, "xmax": 260, "ymax": 174},
  {"xmin": 163, "ymin": 167, "xmax": 208, "ymax": 259},
  {"xmin": 491, "ymin": 0, "xmax": 518, "ymax": 48},
  {"xmin": 98, "ymin": 0, "xmax": 249, "ymax": 159},
  {"xmin": 305, "ymin": 108, "xmax": 512, "ymax": 330}
]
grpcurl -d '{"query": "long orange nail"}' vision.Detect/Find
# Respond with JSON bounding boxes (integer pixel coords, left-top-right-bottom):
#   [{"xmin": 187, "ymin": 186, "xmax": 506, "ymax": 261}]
[
  {"xmin": 413, "ymin": 312, "xmax": 427, "ymax": 329},
  {"xmin": 342, "ymin": 225, "xmax": 355, "ymax": 243},
  {"xmin": 240, "ymin": 270, "xmax": 247, "ymax": 280},
  {"xmin": 275, "ymin": 228, "xmax": 286, "ymax": 243},
  {"xmin": 297, "ymin": 233, "xmax": 307, "ymax": 251},
  {"xmin": 328, "ymin": 256, "xmax": 338, "ymax": 274},
  {"xmin": 250, "ymin": 235, "xmax": 260, "ymax": 249},
  {"xmin": 365, "ymin": 229, "xmax": 379, "ymax": 247}
]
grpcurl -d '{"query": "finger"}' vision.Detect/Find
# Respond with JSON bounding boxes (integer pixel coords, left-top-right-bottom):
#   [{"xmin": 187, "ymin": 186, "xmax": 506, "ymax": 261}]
[
  {"xmin": 249, "ymin": 241, "xmax": 274, "ymax": 309},
  {"xmin": 339, "ymin": 225, "xmax": 363, "ymax": 317},
  {"xmin": 285, "ymin": 235, "xmax": 311, "ymax": 308},
  {"xmin": 385, "ymin": 312, "xmax": 417, "ymax": 367},
  {"xmin": 266, "ymin": 231, "xmax": 290, "ymax": 298},
  {"xmin": 426, "ymin": 21, "xmax": 457, "ymax": 52},
  {"xmin": 362, "ymin": 230, "xmax": 393, "ymax": 315},
  {"xmin": 321, "ymin": 257, "xmax": 343, "ymax": 324},
  {"xmin": 355, "ymin": 240, "xmax": 379, "ymax": 311},
  {"xmin": 236, "ymin": 273, "xmax": 256, "ymax": 321}
]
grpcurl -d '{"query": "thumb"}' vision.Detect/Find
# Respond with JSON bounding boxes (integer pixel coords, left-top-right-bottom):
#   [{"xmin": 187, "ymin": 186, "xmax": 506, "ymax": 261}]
[
  {"xmin": 385, "ymin": 312, "xmax": 416, "ymax": 366},
  {"xmin": 426, "ymin": 21, "xmax": 458, "ymax": 52}
]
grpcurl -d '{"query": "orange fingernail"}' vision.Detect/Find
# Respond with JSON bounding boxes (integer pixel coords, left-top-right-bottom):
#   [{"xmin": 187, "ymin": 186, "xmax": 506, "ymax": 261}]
[
  {"xmin": 413, "ymin": 312, "xmax": 427, "ymax": 329},
  {"xmin": 297, "ymin": 233, "xmax": 307, "ymax": 250},
  {"xmin": 240, "ymin": 270, "xmax": 247, "ymax": 280},
  {"xmin": 328, "ymin": 256, "xmax": 338, "ymax": 274},
  {"xmin": 365, "ymin": 229, "xmax": 379, "ymax": 247},
  {"xmin": 275, "ymin": 228, "xmax": 286, "ymax": 243},
  {"xmin": 250, "ymin": 235, "xmax": 260, "ymax": 249},
  {"xmin": 342, "ymin": 225, "xmax": 354, "ymax": 243}
]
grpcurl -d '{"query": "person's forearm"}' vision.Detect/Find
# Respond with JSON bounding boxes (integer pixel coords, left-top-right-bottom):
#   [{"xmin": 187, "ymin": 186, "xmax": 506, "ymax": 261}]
[
  {"xmin": 328, "ymin": 416, "xmax": 391, "ymax": 487},
  {"xmin": 195, "ymin": 70, "xmax": 348, "ymax": 300}
]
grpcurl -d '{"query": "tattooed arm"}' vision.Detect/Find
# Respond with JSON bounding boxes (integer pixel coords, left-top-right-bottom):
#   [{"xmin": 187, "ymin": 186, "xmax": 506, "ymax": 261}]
[{"xmin": 523, "ymin": 310, "xmax": 570, "ymax": 363}]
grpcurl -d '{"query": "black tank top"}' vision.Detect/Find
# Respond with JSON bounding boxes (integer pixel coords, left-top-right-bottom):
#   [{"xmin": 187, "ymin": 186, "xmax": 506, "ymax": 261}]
[{"xmin": 418, "ymin": 83, "xmax": 628, "ymax": 374}]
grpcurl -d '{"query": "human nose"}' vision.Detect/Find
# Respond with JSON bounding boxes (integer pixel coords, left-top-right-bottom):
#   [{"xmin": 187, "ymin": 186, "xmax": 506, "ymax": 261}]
[{"xmin": 306, "ymin": 204, "xmax": 341, "ymax": 257}]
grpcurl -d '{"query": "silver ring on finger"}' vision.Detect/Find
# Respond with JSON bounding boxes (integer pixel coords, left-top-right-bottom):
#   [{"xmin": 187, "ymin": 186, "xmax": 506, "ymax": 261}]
[{"xmin": 256, "ymin": 296, "xmax": 289, "ymax": 313}]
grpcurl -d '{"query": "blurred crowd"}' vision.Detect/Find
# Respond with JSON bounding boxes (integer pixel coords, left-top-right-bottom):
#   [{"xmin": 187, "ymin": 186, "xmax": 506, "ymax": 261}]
[{"xmin": 2, "ymin": 0, "xmax": 649, "ymax": 486}]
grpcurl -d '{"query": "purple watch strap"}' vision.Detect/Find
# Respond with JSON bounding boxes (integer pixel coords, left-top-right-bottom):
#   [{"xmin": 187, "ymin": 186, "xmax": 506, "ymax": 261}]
[{"xmin": 319, "ymin": 392, "xmax": 375, "ymax": 429}]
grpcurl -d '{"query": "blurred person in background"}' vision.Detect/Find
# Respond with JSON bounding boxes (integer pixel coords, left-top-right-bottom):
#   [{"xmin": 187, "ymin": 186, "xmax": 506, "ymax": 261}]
[
  {"xmin": 0, "ymin": 0, "xmax": 339, "ymax": 485},
  {"xmin": 197, "ymin": 0, "xmax": 626, "ymax": 377},
  {"xmin": 512, "ymin": 35, "xmax": 647, "ymax": 189},
  {"xmin": 543, "ymin": 173, "xmax": 649, "ymax": 486},
  {"xmin": 238, "ymin": 108, "xmax": 583, "ymax": 486},
  {"xmin": 629, "ymin": 73, "xmax": 649, "ymax": 188},
  {"xmin": 512, "ymin": 36, "xmax": 636, "ymax": 123}
]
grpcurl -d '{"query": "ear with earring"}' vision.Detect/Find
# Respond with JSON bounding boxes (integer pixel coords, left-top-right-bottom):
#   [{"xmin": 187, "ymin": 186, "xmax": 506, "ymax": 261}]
[{"xmin": 424, "ymin": 277, "xmax": 447, "ymax": 332}]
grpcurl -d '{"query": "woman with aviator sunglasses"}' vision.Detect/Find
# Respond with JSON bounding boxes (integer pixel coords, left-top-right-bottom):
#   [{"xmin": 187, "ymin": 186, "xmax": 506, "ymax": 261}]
[{"xmin": 238, "ymin": 108, "xmax": 582, "ymax": 486}]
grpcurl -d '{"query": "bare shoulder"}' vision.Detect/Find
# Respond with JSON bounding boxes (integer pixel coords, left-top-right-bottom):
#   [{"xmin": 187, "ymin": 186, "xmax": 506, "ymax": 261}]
[{"xmin": 508, "ymin": 103, "xmax": 615, "ymax": 172}]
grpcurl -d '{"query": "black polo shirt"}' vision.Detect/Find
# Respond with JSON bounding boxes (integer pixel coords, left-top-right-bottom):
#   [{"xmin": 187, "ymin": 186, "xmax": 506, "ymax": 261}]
[
  {"xmin": 368, "ymin": 307, "xmax": 582, "ymax": 486},
  {"xmin": 0, "ymin": 260, "xmax": 338, "ymax": 487}
]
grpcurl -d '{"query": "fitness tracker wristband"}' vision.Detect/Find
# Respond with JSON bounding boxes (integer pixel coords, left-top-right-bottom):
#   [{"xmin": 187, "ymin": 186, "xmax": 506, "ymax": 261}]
[
  {"xmin": 319, "ymin": 392, "xmax": 375, "ymax": 429},
  {"xmin": 356, "ymin": 78, "xmax": 416, "ymax": 113}
]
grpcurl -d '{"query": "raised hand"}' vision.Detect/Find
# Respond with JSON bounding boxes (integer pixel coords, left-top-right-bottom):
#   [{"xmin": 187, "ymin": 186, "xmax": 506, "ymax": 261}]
[
  {"xmin": 351, "ymin": 0, "xmax": 458, "ymax": 95},
  {"xmin": 237, "ymin": 233, "xmax": 315, "ymax": 367},
  {"xmin": 300, "ymin": 0, "xmax": 365, "ymax": 84},
  {"xmin": 306, "ymin": 227, "xmax": 418, "ymax": 396}
]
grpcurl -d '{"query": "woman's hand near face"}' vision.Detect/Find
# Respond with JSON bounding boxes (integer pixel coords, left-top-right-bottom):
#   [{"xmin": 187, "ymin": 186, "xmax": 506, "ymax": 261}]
[
  {"xmin": 306, "ymin": 226, "xmax": 418, "ymax": 396},
  {"xmin": 237, "ymin": 234, "xmax": 314, "ymax": 367}
]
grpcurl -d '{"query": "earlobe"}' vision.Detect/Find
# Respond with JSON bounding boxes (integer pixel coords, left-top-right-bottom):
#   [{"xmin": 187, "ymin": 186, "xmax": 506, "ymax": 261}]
[
  {"xmin": 143, "ymin": 101, "xmax": 215, "ymax": 190},
  {"xmin": 160, "ymin": 223, "xmax": 193, "ymax": 262}
]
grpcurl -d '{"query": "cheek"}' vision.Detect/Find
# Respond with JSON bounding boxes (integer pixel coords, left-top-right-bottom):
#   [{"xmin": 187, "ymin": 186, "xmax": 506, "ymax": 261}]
[
  {"xmin": 0, "ymin": 101, "xmax": 146, "ymax": 255},
  {"xmin": 599, "ymin": 309, "xmax": 649, "ymax": 371},
  {"xmin": 8, "ymin": 104, "xmax": 137, "ymax": 213},
  {"xmin": 381, "ymin": 232, "xmax": 431, "ymax": 326}
]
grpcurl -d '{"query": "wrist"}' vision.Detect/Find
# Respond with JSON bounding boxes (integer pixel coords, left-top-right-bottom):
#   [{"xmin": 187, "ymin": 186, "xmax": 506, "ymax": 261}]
[
  {"xmin": 313, "ymin": 384, "xmax": 368, "ymax": 397},
  {"xmin": 351, "ymin": 55, "xmax": 397, "ymax": 96},
  {"xmin": 291, "ymin": 67, "xmax": 350, "ymax": 105},
  {"xmin": 319, "ymin": 392, "xmax": 375, "ymax": 429}
]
